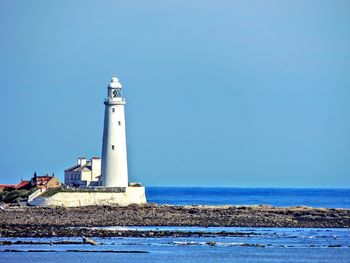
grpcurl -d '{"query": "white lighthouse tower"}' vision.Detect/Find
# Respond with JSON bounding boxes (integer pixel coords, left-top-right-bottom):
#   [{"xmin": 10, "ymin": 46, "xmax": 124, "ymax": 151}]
[{"xmin": 101, "ymin": 77, "xmax": 129, "ymax": 187}]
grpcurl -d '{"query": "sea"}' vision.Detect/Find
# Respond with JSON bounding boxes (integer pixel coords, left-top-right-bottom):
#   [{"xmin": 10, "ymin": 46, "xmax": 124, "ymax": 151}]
[
  {"xmin": 1, "ymin": 187, "xmax": 349, "ymax": 263},
  {"xmin": 146, "ymin": 187, "xmax": 350, "ymax": 208}
]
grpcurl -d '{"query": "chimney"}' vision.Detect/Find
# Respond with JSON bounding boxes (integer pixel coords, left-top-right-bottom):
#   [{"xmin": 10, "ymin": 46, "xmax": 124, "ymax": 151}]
[{"xmin": 77, "ymin": 157, "xmax": 87, "ymax": 166}]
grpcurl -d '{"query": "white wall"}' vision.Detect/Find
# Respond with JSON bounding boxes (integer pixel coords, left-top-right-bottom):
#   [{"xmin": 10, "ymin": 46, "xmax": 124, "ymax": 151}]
[
  {"xmin": 91, "ymin": 158, "xmax": 101, "ymax": 180},
  {"xmin": 28, "ymin": 187, "xmax": 146, "ymax": 207}
]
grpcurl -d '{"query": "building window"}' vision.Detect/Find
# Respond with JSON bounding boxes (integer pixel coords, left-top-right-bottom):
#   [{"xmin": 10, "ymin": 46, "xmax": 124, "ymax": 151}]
[
  {"xmin": 112, "ymin": 145, "xmax": 115, "ymax": 150},
  {"xmin": 118, "ymin": 121, "xmax": 121, "ymax": 126},
  {"xmin": 112, "ymin": 108, "xmax": 115, "ymax": 113}
]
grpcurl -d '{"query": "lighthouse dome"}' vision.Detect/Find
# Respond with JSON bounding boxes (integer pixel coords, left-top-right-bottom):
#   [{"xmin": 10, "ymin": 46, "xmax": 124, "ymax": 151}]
[{"xmin": 108, "ymin": 76, "xmax": 122, "ymax": 88}]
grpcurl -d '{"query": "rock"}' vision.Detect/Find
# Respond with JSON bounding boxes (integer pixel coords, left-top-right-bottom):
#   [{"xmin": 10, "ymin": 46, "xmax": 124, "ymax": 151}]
[
  {"xmin": 0, "ymin": 205, "xmax": 348, "ymax": 238},
  {"xmin": 82, "ymin": 236, "xmax": 97, "ymax": 245}
]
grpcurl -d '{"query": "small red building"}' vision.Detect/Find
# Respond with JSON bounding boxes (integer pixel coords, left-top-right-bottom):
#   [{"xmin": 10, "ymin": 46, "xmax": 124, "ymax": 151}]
[
  {"xmin": 0, "ymin": 173, "xmax": 62, "ymax": 192},
  {"xmin": 0, "ymin": 180, "xmax": 31, "ymax": 192},
  {"xmin": 30, "ymin": 173, "xmax": 62, "ymax": 189}
]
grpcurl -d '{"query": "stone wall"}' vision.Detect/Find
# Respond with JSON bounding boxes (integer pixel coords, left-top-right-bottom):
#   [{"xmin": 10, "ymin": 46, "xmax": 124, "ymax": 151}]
[{"xmin": 28, "ymin": 187, "xmax": 146, "ymax": 207}]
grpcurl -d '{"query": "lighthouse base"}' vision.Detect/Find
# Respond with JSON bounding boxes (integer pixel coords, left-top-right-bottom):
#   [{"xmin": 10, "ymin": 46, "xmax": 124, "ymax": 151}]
[{"xmin": 28, "ymin": 187, "xmax": 147, "ymax": 207}]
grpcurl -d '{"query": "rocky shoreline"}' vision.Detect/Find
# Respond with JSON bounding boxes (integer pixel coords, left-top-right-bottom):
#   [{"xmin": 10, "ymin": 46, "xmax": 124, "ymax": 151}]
[{"xmin": 1, "ymin": 204, "xmax": 349, "ymax": 237}]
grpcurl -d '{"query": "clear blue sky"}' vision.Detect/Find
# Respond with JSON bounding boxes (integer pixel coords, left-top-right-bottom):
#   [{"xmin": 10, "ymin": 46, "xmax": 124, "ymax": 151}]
[{"xmin": 1, "ymin": 0, "xmax": 349, "ymax": 187}]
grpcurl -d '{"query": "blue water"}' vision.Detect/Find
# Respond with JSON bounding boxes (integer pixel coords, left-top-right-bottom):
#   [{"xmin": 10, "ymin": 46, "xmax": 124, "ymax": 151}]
[
  {"xmin": 146, "ymin": 187, "xmax": 350, "ymax": 208},
  {"xmin": 1, "ymin": 228, "xmax": 349, "ymax": 263}
]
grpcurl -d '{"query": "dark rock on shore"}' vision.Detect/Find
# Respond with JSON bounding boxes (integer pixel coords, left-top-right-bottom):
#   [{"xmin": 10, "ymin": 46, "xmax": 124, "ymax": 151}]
[
  {"xmin": 82, "ymin": 236, "xmax": 97, "ymax": 245},
  {"xmin": 0, "ymin": 204, "xmax": 349, "ymax": 237}
]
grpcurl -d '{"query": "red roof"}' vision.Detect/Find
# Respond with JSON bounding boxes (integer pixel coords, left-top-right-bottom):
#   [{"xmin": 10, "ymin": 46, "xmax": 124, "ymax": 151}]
[
  {"xmin": 0, "ymin": 180, "xmax": 31, "ymax": 190},
  {"xmin": 0, "ymin": 184, "xmax": 16, "ymax": 189},
  {"xmin": 16, "ymin": 180, "xmax": 30, "ymax": 189}
]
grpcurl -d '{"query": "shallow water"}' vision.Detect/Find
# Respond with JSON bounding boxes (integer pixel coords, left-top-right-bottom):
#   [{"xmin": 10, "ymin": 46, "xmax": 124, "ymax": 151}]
[{"xmin": 1, "ymin": 228, "xmax": 349, "ymax": 263}]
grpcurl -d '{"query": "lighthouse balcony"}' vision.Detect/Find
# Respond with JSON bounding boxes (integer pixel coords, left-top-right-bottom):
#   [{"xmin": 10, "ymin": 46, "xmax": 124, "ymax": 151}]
[{"xmin": 104, "ymin": 98, "xmax": 126, "ymax": 105}]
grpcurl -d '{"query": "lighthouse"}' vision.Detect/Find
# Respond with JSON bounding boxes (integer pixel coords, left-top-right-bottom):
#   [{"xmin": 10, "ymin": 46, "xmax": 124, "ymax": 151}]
[
  {"xmin": 101, "ymin": 77, "xmax": 129, "ymax": 187},
  {"xmin": 46, "ymin": 76, "xmax": 146, "ymax": 206}
]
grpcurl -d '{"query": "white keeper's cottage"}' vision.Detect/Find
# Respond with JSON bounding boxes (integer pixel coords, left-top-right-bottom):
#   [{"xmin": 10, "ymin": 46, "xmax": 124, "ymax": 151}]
[{"xmin": 64, "ymin": 157, "xmax": 101, "ymax": 187}]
